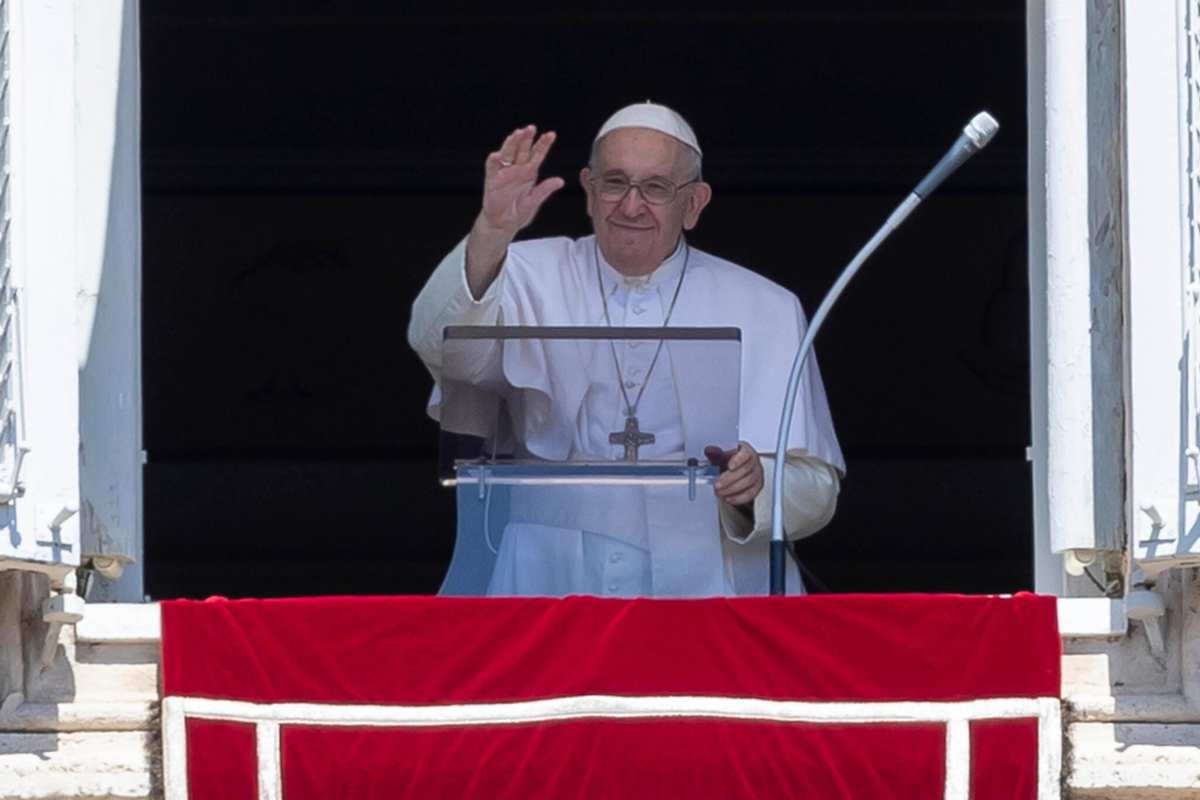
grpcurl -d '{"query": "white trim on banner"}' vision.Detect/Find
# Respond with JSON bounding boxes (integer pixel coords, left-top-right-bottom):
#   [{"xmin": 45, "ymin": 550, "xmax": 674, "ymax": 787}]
[{"xmin": 162, "ymin": 693, "xmax": 1062, "ymax": 800}]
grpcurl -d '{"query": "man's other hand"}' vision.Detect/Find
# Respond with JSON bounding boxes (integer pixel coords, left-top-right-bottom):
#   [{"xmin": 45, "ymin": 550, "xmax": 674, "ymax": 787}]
[{"xmin": 707, "ymin": 442, "xmax": 764, "ymax": 508}]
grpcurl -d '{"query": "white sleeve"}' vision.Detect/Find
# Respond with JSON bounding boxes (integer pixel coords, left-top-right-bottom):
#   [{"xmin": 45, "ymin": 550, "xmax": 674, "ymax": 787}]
[
  {"xmin": 718, "ymin": 451, "xmax": 840, "ymax": 544},
  {"xmin": 406, "ymin": 237, "xmax": 505, "ymax": 374}
]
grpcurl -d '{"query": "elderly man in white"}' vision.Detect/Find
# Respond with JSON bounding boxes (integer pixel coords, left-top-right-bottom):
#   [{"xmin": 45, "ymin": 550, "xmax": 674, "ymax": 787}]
[{"xmin": 408, "ymin": 102, "xmax": 844, "ymax": 597}]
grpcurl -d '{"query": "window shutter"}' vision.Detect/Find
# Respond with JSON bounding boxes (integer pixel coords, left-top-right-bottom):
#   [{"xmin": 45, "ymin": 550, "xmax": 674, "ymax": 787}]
[
  {"xmin": 0, "ymin": 1, "xmax": 25, "ymax": 506},
  {"xmin": 1126, "ymin": 2, "xmax": 1197, "ymax": 571},
  {"xmin": 1184, "ymin": 0, "xmax": 1200, "ymax": 510},
  {"xmin": 0, "ymin": 0, "xmax": 80, "ymax": 581}
]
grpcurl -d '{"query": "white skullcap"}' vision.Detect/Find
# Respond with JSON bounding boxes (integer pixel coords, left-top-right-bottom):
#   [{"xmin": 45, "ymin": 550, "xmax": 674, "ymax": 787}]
[{"xmin": 594, "ymin": 101, "xmax": 702, "ymax": 157}]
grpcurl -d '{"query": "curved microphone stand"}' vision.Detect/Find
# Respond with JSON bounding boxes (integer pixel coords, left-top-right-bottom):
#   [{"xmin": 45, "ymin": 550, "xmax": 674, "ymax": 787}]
[{"xmin": 768, "ymin": 111, "xmax": 999, "ymax": 595}]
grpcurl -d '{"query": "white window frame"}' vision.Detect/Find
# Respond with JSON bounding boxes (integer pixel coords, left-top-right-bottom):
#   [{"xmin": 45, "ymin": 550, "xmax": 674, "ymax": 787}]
[
  {"xmin": 0, "ymin": 0, "xmax": 144, "ymax": 601},
  {"xmin": 1029, "ymin": 1, "xmax": 1197, "ymax": 637}
]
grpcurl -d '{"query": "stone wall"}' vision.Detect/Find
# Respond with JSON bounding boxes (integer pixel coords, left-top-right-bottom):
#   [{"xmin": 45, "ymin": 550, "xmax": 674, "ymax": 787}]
[{"xmin": 0, "ymin": 591, "xmax": 157, "ymax": 799}]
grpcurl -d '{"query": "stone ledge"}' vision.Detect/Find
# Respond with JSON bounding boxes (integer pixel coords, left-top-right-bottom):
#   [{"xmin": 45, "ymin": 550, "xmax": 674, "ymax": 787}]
[
  {"xmin": 1065, "ymin": 693, "xmax": 1200, "ymax": 723},
  {"xmin": 1068, "ymin": 722, "xmax": 1200, "ymax": 797},
  {"xmin": 75, "ymin": 604, "xmax": 160, "ymax": 645},
  {"xmin": 1071, "ymin": 790, "xmax": 1200, "ymax": 799},
  {"xmin": 65, "ymin": 661, "xmax": 159, "ymax": 704},
  {"xmin": 0, "ymin": 702, "xmax": 156, "ymax": 732},
  {"xmin": 1059, "ymin": 597, "xmax": 1128, "ymax": 638},
  {"xmin": 0, "ymin": 731, "xmax": 153, "ymax": 799}
]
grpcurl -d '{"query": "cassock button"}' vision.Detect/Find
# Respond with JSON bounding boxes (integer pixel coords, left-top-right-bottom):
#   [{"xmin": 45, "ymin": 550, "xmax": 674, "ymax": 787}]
[
  {"xmin": 632, "ymin": 304, "xmax": 645, "ymax": 315},
  {"xmin": 609, "ymin": 552, "xmax": 623, "ymax": 563},
  {"xmin": 624, "ymin": 380, "xmax": 637, "ymax": 389},
  {"xmin": 607, "ymin": 582, "xmax": 619, "ymax": 593}
]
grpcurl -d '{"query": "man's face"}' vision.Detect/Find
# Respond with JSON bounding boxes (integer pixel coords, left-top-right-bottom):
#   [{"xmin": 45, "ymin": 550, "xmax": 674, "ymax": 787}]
[{"xmin": 580, "ymin": 128, "xmax": 712, "ymax": 276}]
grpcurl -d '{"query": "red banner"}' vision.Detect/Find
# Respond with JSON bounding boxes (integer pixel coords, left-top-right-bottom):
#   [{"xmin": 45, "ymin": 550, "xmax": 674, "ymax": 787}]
[{"xmin": 161, "ymin": 594, "xmax": 1060, "ymax": 799}]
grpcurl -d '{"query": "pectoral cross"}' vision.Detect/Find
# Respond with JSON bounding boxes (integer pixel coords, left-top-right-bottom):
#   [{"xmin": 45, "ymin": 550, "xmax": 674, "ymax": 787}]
[{"xmin": 610, "ymin": 416, "xmax": 655, "ymax": 462}]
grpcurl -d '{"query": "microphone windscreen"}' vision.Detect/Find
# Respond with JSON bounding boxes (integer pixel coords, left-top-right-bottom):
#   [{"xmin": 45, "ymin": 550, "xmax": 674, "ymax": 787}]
[{"xmin": 964, "ymin": 111, "xmax": 1000, "ymax": 149}]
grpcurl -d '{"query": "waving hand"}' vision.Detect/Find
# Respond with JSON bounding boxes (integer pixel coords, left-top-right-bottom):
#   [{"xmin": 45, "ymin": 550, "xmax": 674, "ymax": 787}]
[{"xmin": 467, "ymin": 126, "xmax": 564, "ymax": 297}]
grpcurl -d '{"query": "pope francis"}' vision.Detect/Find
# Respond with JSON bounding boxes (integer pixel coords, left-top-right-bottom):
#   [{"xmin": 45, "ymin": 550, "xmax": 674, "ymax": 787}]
[{"xmin": 408, "ymin": 102, "xmax": 844, "ymax": 597}]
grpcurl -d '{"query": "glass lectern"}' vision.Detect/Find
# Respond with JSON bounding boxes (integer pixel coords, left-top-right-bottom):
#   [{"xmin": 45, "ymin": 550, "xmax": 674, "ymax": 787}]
[{"xmin": 436, "ymin": 325, "xmax": 741, "ymax": 596}]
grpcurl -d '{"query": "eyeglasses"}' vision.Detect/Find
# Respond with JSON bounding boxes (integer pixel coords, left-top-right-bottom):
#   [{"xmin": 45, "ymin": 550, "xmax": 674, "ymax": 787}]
[{"xmin": 588, "ymin": 173, "xmax": 698, "ymax": 205}]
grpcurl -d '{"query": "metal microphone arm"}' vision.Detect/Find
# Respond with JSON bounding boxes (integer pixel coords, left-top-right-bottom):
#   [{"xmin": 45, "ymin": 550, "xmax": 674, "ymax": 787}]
[
  {"xmin": 767, "ymin": 195, "xmax": 920, "ymax": 594},
  {"xmin": 767, "ymin": 111, "xmax": 999, "ymax": 596}
]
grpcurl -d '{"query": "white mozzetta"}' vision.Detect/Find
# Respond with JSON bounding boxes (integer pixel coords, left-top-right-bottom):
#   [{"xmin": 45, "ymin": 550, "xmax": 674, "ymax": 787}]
[{"xmin": 1043, "ymin": 0, "xmax": 1099, "ymax": 557}]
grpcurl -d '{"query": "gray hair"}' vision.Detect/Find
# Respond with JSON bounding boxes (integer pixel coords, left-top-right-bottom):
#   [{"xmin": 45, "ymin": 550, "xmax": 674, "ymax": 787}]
[{"xmin": 589, "ymin": 135, "xmax": 703, "ymax": 182}]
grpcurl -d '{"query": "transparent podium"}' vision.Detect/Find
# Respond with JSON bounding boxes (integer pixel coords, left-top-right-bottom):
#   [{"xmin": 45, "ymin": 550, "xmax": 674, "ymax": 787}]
[{"xmin": 437, "ymin": 325, "xmax": 742, "ymax": 596}]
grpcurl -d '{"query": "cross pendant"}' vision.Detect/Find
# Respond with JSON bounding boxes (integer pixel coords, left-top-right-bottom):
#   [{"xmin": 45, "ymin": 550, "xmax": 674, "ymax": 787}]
[{"xmin": 610, "ymin": 415, "xmax": 655, "ymax": 462}]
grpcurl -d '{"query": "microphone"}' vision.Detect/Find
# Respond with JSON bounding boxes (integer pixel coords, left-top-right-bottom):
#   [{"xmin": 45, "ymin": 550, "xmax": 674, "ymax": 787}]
[
  {"xmin": 768, "ymin": 111, "xmax": 1000, "ymax": 596},
  {"xmin": 914, "ymin": 112, "xmax": 1001, "ymax": 199}
]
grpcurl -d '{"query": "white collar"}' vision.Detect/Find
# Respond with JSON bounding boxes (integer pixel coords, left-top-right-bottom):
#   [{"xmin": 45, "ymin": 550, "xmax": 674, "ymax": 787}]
[{"xmin": 594, "ymin": 237, "xmax": 687, "ymax": 296}]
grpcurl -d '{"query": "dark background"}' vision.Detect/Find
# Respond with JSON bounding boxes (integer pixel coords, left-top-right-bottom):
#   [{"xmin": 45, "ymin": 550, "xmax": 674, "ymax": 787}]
[{"xmin": 141, "ymin": 2, "xmax": 1031, "ymax": 598}]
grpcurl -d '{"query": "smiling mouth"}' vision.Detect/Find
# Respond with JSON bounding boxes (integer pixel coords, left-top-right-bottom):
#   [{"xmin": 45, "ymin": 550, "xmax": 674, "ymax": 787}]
[{"xmin": 609, "ymin": 220, "xmax": 654, "ymax": 231}]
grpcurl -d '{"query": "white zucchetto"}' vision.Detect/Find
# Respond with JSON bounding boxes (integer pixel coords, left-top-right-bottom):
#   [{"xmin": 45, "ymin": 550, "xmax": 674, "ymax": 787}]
[{"xmin": 594, "ymin": 102, "xmax": 702, "ymax": 157}]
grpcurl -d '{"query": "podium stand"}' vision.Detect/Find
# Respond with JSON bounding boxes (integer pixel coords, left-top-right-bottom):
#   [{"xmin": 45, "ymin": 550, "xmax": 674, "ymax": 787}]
[{"xmin": 435, "ymin": 325, "xmax": 741, "ymax": 596}]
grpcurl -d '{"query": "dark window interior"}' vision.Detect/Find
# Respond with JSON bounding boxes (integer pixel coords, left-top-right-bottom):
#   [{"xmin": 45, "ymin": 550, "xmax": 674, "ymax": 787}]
[{"xmin": 142, "ymin": 3, "xmax": 1030, "ymax": 598}]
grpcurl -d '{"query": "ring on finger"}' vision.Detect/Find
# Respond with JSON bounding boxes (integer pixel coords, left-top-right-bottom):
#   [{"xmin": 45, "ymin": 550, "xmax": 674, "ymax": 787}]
[{"xmin": 499, "ymin": 158, "xmax": 514, "ymax": 167}]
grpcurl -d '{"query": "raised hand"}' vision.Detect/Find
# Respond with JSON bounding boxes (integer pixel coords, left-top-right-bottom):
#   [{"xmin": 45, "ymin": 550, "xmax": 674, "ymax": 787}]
[
  {"xmin": 481, "ymin": 126, "xmax": 565, "ymax": 235},
  {"xmin": 466, "ymin": 125, "xmax": 565, "ymax": 298}
]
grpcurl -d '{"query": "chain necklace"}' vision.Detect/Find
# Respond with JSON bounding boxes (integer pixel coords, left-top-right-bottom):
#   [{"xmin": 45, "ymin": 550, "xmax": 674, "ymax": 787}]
[{"xmin": 594, "ymin": 237, "xmax": 690, "ymax": 461}]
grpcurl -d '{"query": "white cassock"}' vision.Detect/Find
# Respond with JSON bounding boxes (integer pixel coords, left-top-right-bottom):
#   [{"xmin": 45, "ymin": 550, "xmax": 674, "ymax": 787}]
[{"xmin": 408, "ymin": 235, "xmax": 845, "ymax": 597}]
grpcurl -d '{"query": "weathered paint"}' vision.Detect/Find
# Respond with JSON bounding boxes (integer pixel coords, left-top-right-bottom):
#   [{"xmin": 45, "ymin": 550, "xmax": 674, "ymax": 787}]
[{"xmin": 75, "ymin": 0, "xmax": 144, "ymax": 602}]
